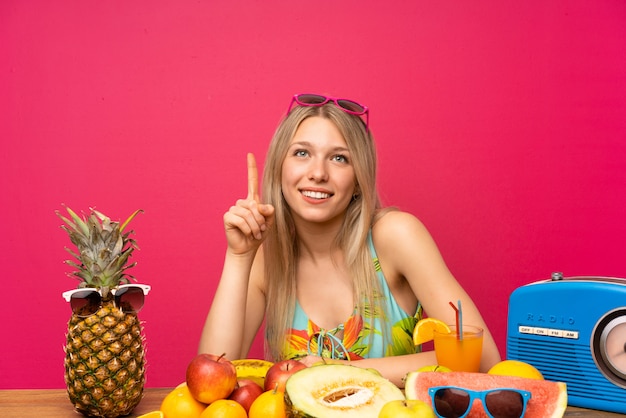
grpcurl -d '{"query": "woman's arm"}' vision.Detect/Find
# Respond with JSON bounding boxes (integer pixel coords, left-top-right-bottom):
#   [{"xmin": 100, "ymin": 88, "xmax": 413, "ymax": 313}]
[
  {"xmin": 198, "ymin": 154, "xmax": 274, "ymax": 359},
  {"xmin": 366, "ymin": 211, "xmax": 500, "ymax": 382},
  {"xmin": 198, "ymin": 250, "xmax": 266, "ymax": 359},
  {"xmin": 298, "ymin": 352, "xmax": 439, "ymax": 388}
]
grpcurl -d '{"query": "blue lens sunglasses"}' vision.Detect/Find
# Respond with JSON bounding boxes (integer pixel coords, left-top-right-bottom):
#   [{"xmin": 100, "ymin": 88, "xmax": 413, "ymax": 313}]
[{"xmin": 429, "ymin": 386, "xmax": 532, "ymax": 418}]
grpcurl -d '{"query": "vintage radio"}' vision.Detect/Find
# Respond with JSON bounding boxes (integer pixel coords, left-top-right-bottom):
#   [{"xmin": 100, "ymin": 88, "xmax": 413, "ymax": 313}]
[{"xmin": 506, "ymin": 273, "xmax": 626, "ymax": 414}]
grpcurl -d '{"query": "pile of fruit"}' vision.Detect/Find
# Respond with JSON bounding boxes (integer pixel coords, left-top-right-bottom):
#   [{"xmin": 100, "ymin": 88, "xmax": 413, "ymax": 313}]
[
  {"xmin": 137, "ymin": 354, "xmax": 307, "ymax": 418},
  {"xmin": 138, "ymin": 319, "xmax": 568, "ymax": 418},
  {"xmin": 153, "ymin": 354, "xmax": 293, "ymax": 418},
  {"xmin": 145, "ymin": 354, "xmax": 419, "ymax": 418}
]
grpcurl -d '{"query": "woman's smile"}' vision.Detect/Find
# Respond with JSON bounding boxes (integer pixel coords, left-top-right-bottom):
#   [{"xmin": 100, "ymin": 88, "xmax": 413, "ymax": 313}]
[{"xmin": 300, "ymin": 189, "xmax": 333, "ymax": 200}]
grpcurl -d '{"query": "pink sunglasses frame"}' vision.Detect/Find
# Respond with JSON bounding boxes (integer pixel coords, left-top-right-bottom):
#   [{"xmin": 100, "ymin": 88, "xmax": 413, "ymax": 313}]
[{"xmin": 287, "ymin": 93, "xmax": 370, "ymax": 131}]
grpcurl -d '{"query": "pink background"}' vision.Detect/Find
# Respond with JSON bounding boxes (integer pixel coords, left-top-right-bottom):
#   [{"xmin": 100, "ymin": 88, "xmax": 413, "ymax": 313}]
[{"xmin": 2, "ymin": 1, "xmax": 625, "ymax": 389}]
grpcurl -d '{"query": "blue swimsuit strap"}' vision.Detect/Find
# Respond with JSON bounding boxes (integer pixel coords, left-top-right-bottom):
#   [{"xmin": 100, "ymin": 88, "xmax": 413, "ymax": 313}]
[{"xmin": 307, "ymin": 324, "xmax": 351, "ymax": 360}]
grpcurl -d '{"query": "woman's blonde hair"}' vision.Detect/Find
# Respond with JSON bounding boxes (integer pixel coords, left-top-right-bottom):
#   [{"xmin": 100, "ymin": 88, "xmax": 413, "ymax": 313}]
[{"xmin": 262, "ymin": 103, "xmax": 390, "ymax": 361}]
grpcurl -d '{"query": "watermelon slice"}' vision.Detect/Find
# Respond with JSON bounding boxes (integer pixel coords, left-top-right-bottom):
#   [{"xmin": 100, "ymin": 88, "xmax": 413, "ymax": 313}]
[{"xmin": 405, "ymin": 371, "xmax": 567, "ymax": 418}]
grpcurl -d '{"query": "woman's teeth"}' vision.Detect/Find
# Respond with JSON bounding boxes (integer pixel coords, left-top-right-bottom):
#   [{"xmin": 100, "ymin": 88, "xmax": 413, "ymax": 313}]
[{"xmin": 301, "ymin": 190, "xmax": 331, "ymax": 199}]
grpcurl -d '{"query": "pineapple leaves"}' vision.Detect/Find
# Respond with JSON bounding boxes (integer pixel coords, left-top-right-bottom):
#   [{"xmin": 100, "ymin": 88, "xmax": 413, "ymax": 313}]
[
  {"xmin": 64, "ymin": 206, "xmax": 90, "ymax": 236},
  {"xmin": 120, "ymin": 209, "xmax": 144, "ymax": 233},
  {"xmin": 57, "ymin": 206, "xmax": 143, "ymax": 288}
]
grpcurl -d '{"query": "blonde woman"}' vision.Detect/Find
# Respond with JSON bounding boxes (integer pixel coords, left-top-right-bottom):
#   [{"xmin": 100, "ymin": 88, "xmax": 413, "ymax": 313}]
[{"xmin": 200, "ymin": 94, "xmax": 500, "ymax": 387}]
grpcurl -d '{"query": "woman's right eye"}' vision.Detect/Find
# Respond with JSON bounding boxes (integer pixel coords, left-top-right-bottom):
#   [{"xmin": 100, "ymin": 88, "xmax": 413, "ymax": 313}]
[{"xmin": 294, "ymin": 149, "xmax": 309, "ymax": 157}]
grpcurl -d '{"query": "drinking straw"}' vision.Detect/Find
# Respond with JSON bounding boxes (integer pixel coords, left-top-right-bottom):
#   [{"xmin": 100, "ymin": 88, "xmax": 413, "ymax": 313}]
[
  {"xmin": 448, "ymin": 301, "xmax": 461, "ymax": 340},
  {"xmin": 457, "ymin": 299, "xmax": 463, "ymax": 341}
]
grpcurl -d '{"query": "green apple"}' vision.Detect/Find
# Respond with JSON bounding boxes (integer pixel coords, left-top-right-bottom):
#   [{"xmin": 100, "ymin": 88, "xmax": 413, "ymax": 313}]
[
  {"xmin": 417, "ymin": 364, "xmax": 452, "ymax": 372},
  {"xmin": 379, "ymin": 399, "xmax": 436, "ymax": 418}
]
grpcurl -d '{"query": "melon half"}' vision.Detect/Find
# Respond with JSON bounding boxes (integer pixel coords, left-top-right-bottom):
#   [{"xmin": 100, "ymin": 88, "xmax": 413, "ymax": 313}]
[
  {"xmin": 284, "ymin": 364, "xmax": 405, "ymax": 418},
  {"xmin": 405, "ymin": 371, "xmax": 567, "ymax": 418}
]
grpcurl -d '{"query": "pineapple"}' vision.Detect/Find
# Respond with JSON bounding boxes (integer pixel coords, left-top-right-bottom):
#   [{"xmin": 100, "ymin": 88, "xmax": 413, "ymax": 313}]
[{"xmin": 58, "ymin": 206, "xmax": 146, "ymax": 417}]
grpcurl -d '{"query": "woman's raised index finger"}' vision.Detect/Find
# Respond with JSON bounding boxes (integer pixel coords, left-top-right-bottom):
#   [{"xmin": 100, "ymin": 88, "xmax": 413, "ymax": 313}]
[{"xmin": 247, "ymin": 152, "xmax": 259, "ymax": 201}]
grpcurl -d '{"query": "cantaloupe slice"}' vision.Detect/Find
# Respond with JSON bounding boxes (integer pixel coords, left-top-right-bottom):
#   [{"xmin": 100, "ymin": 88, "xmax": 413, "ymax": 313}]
[
  {"xmin": 284, "ymin": 364, "xmax": 404, "ymax": 417},
  {"xmin": 405, "ymin": 371, "xmax": 567, "ymax": 418}
]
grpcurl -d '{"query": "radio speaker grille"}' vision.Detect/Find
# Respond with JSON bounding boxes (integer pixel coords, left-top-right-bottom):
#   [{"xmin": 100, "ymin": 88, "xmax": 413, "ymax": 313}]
[{"xmin": 508, "ymin": 336, "xmax": 626, "ymax": 400}]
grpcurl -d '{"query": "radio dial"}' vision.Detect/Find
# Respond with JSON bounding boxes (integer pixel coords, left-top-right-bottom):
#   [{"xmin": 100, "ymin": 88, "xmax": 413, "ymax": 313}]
[{"xmin": 592, "ymin": 308, "xmax": 626, "ymax": 387}]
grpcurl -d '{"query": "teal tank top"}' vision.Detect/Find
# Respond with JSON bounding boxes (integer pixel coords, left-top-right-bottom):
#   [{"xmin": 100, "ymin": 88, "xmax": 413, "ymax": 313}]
[{"xmin": 279, "ymin": 231, "xmax": 423, "ymax": 360}]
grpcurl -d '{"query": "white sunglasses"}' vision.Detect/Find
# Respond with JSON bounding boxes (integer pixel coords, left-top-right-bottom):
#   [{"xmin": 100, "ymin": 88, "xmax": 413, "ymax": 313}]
[{"xmin": 62, "ymin": 284, "xmax": 151, "ymax": 317}]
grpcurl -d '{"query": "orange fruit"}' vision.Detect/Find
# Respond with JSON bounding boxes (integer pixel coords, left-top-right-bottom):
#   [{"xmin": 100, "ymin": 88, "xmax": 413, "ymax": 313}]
[
  {"xmin": 487, "ymin": 359, "xmax": 544, "ymax": 380},
  {"xmin": 200, "ymin": 399, "xmax": 247, "ymax": 418},
  {"xmin": 137, "ymin": 412, "xmax": 164, "ymax": 418},
  {"xmin": 248, "ymin": 389, "xmax": 286, "ymax": 418},
  {"xmin": 160, "ymin": 383, "xmax": 207, "ymax": 418},
  {"xmin": 413, "ymin": 318, "xmax": 451, "ymax": 345}
]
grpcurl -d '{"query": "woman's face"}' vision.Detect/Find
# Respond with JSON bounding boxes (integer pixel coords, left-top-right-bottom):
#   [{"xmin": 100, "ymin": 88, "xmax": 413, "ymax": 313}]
[{"xmin": 281, "ymin": 116, "xmax": 357, "ymax": 226}]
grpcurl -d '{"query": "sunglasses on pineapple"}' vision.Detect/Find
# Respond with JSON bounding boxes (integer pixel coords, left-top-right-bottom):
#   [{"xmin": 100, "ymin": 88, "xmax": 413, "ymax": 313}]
[
  {"xmin": 429, "ymin": 386, "xmax": 532, "ymax": 418},
  {"xmin": 62, "ymin": 284, "xmax": 151, "ymax": 317},
  {"xmin": 287, "ymin": 93, "xmax": 370, "ymax": 131}
]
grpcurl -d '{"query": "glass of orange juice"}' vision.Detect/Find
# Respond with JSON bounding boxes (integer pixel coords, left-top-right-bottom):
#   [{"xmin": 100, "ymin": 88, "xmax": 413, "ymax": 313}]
[{"xmin": 433, "ymin": 325, "xmax": 483, "ymax": 372}]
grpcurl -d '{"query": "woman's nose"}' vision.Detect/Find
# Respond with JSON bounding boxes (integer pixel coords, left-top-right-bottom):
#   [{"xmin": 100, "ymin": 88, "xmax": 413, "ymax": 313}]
[{"xmin": 308, "ymin": 159, "xmax": 328, "ymax": 182}]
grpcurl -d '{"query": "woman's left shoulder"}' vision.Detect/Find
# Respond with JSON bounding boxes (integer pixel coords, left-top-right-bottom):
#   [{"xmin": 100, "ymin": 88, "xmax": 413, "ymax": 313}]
[
  {"xmin": 372, "ymin": 209, "xmax": 425, "ymax": 234},
  {"xmin": 373, "ymin": 209, "xmax": 428, "ymax": 237}
]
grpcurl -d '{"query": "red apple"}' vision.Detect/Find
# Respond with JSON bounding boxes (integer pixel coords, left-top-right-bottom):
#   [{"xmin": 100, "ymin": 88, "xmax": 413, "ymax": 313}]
[
  {"xmin": 185, "ymin": 353, "xmax": 237, "ymax": 403},
  {"xmin": 228, "ymin": 378, "xmax": 264, "ymax": 413},
  {"xmin": 264, "ymin": 359, "xmax": 307, "ymax": 392}
]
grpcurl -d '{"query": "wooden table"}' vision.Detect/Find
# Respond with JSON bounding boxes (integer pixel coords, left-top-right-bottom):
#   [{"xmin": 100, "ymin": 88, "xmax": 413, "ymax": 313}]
[
  {"xmin": 0, "ymin": 388, "xmax": 170, "ymax": 418},
  {"xmin": 0, "ymin": 387, "xmax": 623, "ymax": 417}
]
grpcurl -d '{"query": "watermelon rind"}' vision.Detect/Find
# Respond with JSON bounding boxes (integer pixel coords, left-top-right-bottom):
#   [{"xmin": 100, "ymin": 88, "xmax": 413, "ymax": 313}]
[{"xmin": 405, "ymin": 371, "xmax": 567, "ymax": 418}]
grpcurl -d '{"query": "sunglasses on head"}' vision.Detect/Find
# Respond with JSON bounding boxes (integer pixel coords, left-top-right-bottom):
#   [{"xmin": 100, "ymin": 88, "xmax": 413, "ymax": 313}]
[
  {"xmin": 287, "ymin": 93, "xmax": 370, "ymax": 131},
  {"xmin": 429, "ymin": 386, "xmax": 532, "ymax": 418},
  {"xmin": 62, "ymin": 284, "xmax": 151, "ymax": 317}
]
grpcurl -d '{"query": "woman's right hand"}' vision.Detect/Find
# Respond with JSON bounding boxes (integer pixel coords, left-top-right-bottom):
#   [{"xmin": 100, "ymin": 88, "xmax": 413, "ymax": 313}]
[{"xmin": 223, "ymin": 153, "xmax": 275, "ymax": 256}]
